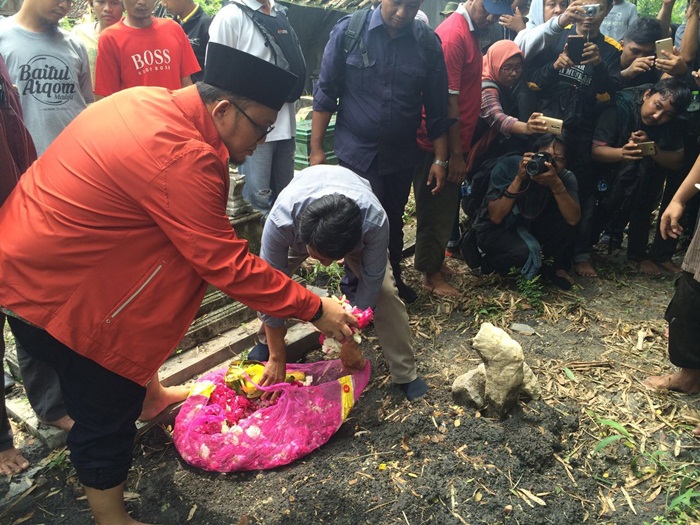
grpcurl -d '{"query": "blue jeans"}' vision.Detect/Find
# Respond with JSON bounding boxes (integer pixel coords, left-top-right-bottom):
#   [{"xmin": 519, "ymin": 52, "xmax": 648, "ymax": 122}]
[{"xmin": 240, "ymin": 138, "xmax": 295, "ymax": 218}]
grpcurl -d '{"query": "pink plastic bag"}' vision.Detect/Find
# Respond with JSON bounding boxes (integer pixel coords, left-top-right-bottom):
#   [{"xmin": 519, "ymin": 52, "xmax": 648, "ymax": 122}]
[{"xmin": 173, "ymin": 359, "xmax": 371, "ymax": 472}]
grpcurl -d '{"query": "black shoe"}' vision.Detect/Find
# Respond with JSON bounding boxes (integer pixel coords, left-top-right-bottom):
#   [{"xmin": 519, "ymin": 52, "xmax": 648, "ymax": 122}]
[
  {"xmin": 398, "ymin": 377, "xmax": 429, "ymax": 401},
  {"xmin": 396, "ymin": 281, "xmax": 418, "ymax": 304},
  {"xmin": 247, "ymin": 342, "xmax": 270, "ymax": 362},
  {"xmin": 4, "ymin": 371, "xmax": 16, "ymax": 393}
]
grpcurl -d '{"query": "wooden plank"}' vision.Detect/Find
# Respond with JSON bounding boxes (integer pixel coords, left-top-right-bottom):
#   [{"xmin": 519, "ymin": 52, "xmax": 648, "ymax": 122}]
[{"xmin": 6, "ymin": 397, "xmax": 67, "ymax": 449}]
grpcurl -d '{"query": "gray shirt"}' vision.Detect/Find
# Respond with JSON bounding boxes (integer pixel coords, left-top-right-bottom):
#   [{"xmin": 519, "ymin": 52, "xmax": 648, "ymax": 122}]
[
  {"xmin": 600, "ymin": 1, "xmax": 638, "ymax": 43},
  {"xmin": 0, "ymin": 18, "xmax": 93, "ymax": 155},
  {"xmin": 259, "ymin": 165, "xmax": 389, "ymax": 328}
]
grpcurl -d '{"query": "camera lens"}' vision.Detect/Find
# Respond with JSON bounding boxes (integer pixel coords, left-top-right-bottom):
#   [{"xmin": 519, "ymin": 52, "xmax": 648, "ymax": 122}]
[{"xmin": 525, "ymin": 153, "xmax": 553, "ymax": 177}]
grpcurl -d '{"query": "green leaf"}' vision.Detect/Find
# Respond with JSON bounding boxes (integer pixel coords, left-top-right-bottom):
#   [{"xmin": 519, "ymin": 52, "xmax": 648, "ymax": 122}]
[
  {"xmin": 563, "ymin": 367, "xmax": 576, "ymax": 380},
  {"xmin": 593, "ymin": 434, "xmax": 628, "ymax": 454},
  {"xmin": 598, "ymin": 419, "xmax": 632, "ymax": 439}
]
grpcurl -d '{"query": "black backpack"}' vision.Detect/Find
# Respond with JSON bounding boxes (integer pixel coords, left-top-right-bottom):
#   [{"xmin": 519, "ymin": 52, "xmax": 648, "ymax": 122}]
[
  {"xmin": 459, "ymin": 153, "xmax": 522, "ymax": 268},
  {"xmin": 230, "ymin": 2, "xmax": 307, "ymax": 101},
  {"xmin": 342, "ymin": 8, "xmax": 442, "ymax": 67}
]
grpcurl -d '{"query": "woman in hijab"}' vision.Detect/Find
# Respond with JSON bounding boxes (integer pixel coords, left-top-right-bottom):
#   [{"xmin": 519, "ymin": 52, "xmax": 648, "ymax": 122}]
[{"xmin": 466, "ymin": 39, "xmax": 547, "ymax": 173}]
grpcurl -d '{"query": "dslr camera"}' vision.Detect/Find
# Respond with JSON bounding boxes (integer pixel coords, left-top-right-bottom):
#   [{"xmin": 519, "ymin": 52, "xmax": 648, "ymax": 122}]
[
  {"xmin": 583, "ymin": 3, "xmax": 600, "ymax": 17},
  {"xmin": 525, "ymin": 152, "xmax": 554, "ymax": 177}
]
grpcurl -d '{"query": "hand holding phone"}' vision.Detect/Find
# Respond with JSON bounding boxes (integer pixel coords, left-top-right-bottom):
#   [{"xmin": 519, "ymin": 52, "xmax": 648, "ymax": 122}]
[
  {"xmin": 637, "ymin": 141, "xmax": 657, "ymax": 157},
  {"xmin": 540, "ymin": 116, "xmax": 563, "ymax": 135},
  {"xmin": 567, "ymin": 35, "xmax": 585, "ymax": 64},
  {"xmin": 655, "ymin": 38, "xmax": 673, "ymax": 60}
]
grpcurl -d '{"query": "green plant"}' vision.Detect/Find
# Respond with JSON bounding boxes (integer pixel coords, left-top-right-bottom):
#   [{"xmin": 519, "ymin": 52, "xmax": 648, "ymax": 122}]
[
  {"xmin": 307, "ymin": 260, "xmax": 345, "ymax": 296},
  {"xmin": 47, "ymin": 447, "xmax": 72, "ymax": 473},
  {"xmin": 514, "ymin": 272, "xmax": 544, "ymax": 314},
  {"xmin": 594, "ymin": 417, "xmax": 700, "ymax": 523}
]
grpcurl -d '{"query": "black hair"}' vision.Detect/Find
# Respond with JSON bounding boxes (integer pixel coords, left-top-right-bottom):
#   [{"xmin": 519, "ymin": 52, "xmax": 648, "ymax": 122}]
[
  {"xmin": 532, "ymin": 131, "xmax": 568, "ymax": 153},
  {"xmin": 196, "ymin": 82, "xmax": 253, "ymax": 109},
  {"xmin": 623, "ymin": 17, "xmax": 662, "ymax": 45},
  {"xmin": 298, "ymin": 194, "xmax": 363, "ymax": 260},
  {"xmin": 648, "ymin": 77, "xmax": 691, "ymax": 113}
]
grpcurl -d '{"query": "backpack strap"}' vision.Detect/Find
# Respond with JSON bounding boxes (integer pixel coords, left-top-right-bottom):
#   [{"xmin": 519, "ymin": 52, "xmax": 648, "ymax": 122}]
[{"xmin": 343, "ymin": 8, "xmax": 371, "ymax": 67}]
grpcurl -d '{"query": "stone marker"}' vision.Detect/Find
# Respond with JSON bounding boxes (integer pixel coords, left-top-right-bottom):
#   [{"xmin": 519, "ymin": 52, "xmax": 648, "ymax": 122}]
[{"xmin": 451, "ymin": 322, "xmax": 540, "ymax": 419}]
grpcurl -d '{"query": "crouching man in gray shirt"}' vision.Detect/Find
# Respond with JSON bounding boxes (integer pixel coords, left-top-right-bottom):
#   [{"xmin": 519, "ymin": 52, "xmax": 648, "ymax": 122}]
[{"xmin": 249, "ymin": 165, "xmax": 429, "ymax": 401}]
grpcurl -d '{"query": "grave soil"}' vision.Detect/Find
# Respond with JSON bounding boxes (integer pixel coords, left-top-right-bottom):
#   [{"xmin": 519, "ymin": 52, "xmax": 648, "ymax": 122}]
[{"xmin": 1, "ymin": 247, "xmax": 699, "ymax": 525}]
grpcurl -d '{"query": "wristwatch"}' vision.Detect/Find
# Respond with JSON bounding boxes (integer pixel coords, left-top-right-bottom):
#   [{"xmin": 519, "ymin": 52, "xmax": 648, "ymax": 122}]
[
  {"xmin": 310, "ymin": 301, "xmax": 324, "ymax": 322},
  {"xmin": 432, "ymin": 159, "xmax": 449, "ymax": 169}
]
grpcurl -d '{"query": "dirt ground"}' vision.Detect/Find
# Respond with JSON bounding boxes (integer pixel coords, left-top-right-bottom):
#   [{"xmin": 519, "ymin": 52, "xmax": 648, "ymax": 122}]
[{"xmin": 1, "ymin": 245, "xmax": 699, "ymax": 525}]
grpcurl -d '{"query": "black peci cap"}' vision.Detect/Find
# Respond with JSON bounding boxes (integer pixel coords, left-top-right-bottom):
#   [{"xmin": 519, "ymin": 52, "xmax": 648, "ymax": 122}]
[{"xmin": 203, "ymin": 43, "xmax": 298, "ymax": 111}]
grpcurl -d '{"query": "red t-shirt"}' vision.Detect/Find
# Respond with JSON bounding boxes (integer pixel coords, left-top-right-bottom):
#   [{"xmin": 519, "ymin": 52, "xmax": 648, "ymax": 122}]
[
  {"xmin": 95, "ymin": 18, "xmax": 201, "ymax": 96},
  {"xmin": 416, "ymin": 11, "xmax": 482, "ymax": 153}
]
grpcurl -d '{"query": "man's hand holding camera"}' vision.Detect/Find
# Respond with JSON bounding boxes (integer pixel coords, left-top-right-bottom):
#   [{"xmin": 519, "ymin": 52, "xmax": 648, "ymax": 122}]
[{"xmin": 525, "ymin": 152, "xmax": 566, "ymax": 194}]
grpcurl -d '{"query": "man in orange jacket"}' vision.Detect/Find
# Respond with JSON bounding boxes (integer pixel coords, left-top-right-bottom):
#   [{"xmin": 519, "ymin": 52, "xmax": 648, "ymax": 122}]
[{"xmin": 0, "ymin": 44, "xmax": 357, "ymax": 525}]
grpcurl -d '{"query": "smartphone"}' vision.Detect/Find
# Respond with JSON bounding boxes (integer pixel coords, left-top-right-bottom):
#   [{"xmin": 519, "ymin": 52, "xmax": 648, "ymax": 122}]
[
  {"xmin": 567, "ymin": 35, "xmax": 585, "ymax": 65},
  {"xmin": 655, "ymin": 38, "xmax": 673, "ymax": 60},
  {"xmin": 637, "ymin": 141, "xmax": 657, "ymax": 157},
  {"xmin": 540, "ymin": 116, "xmax": 563, "ymax": 135}
]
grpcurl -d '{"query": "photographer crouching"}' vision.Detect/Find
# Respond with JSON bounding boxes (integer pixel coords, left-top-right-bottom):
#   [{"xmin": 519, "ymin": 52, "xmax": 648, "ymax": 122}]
[{"xmin": 473, "ymin": 133, "xmax": 581, "ymax": 289}]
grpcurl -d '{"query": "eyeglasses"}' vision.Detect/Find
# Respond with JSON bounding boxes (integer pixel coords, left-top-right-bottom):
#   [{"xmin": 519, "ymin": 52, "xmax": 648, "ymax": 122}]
[
  {"xmin": 220, "ymin": 98, "xmax": 275, "ymax": 140},
  {"xmin": 499, "ymin": 65, "xmax": 523, "ymax": 74}
]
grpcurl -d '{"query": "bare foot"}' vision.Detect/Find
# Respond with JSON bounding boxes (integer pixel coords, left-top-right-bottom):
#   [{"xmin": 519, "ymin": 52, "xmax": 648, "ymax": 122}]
[
  {"xmin": 658, "ymin": 260, "xmax": 682, "ymax": 273},
  {"xmin": 554, "ymin": 269, "xmax": 575, "ymax": 286},
  {"xmin": 642, "ymin": 368, "xmax": 700, "ymax": 394},
  {"xmin": 638, "ymin": 259, "xmax": 661, "ymax": 276},
  {"xmin": 422, "ymin": 272, "xmax": 460, "ymax": 297},
  {"xmin": 574, "ymin": 261, "xmax": 598, "ymax": 278},
  {"xmin": 0, "ymin": 446, "xmax": 29, "ymax": 475},
  {"xmin": 440, "ymin": 262, "xmax": 463, "ymax": 277},
  {"xmin": 39, "ymin": 414, "xmax": 74, "ymax": 432},
  {"xmin": 139, "ymin": 380, "xmax": 190, "ymax": 421},
  {"xmin": 694, "ymin": 425, "xmax": 700, "ymax": 438}
]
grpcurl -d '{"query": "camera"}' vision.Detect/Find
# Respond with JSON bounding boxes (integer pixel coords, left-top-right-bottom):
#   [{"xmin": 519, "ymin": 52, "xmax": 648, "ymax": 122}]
[
  {"xmin": 525, "ymin": 152, "xmax": 554, "ymax": 177},
  {"xmin": 583, "ymin": 4, "xmax": 600, "ymax": 17}
]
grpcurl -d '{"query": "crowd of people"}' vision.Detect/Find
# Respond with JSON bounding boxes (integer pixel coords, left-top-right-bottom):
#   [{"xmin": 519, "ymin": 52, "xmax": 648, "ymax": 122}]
[{"xmin": 0, "ymin": 0, "xmax": 700, "ymax": 523}]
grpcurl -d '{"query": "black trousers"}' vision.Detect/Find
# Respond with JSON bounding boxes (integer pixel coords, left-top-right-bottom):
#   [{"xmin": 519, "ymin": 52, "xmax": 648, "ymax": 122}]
[
  {"xmin": 340, "ymin": 158, "xmax": 413, "ymax": 283},
  {"xmin": 666, "ymin": 272, "xmax": 700, "ymax": 370},
  {"xmin": 7, "ymin": 317, "xmax": 146, "ymax": 490},
  {"xmin": 476, "ymin": 205, "xmax": 575, "ymax": 275}
]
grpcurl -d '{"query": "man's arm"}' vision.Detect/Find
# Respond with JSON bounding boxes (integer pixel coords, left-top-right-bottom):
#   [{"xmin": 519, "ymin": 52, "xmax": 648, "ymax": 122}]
[
  {"xmin": 446, "ymin": 94, "xmax": 466, "ymax": 184},
  {"xmin": 93, "ymin": 35, "xmax": 121, "ymax": 98},
  {"xmin": 310, "ymin": 110, "xmax": 332, "ymax": 165},
  {"xmin": 661, "ymin": 154, "xmax": 700, "ymax": 239},
  {"xmin": 259, "ymin": 323, "xmax": 288, "ymax": 394},
  {"xmin": 653, "ymin": 147, "xmax": 684, "ymax": 170},
  {"xmin": 680, "ymin": 3, "xmax": 699, "ymax": 65},
  {"xmin": 428, "ymin": 133, "xmax": 449, "ymax": 192},
  {"xmin": 551, "ymin": 185, "xmax": 580, "ymax": 225},
  {"xmin": 310, "ymin": 19, "xmax": 349, "ymax": 165},
  {"xmin": 181, "ymin": 76, "xmax": 193, "ymax": 87},
  {"xmin": 75, "ymin": 41, "xmax": 94, "ymax": 104},
  {"xmin": 658, "ymin": 0, "xmax": 676, "ymax": 39},
  {"xmin": 487, "ymin": 155, "xmax": 533, "ymax": 224}
]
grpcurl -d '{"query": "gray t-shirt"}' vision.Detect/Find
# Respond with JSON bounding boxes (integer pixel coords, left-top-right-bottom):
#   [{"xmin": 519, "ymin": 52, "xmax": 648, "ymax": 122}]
[
  {"xmin": 0, "ymin": 18, "xmax": 93, "ymax": 155},
  {"xmin": 600, "ymin": 0, "xmax": 638, "ymax": 43}
]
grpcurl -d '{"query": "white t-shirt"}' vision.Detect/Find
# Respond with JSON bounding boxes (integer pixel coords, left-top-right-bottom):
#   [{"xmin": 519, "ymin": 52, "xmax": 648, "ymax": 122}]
[{"xmin": 209, "ymin": 0, "xmax": 296, "ymax": 141}]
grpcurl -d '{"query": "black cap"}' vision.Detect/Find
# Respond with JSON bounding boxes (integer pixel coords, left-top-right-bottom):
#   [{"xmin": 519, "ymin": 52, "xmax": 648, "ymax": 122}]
[{"xmin": 203, "ymin": 43, "xmax": 298, "ymax": 111}]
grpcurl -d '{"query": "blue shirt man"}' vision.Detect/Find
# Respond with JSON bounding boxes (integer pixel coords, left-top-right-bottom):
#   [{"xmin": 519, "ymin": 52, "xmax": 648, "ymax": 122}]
[{"xmin": 310, "ymin": 0, "xmax": 452, "ymax": 302}]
